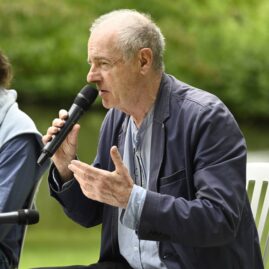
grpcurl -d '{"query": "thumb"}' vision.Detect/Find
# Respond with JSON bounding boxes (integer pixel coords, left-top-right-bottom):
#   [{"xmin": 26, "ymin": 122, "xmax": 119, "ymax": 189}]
[
  {"xmin": 110, "ymin": 145, "xmax": 124, "ymax": 173},
  {"xmin": 67, "ymin": 123, "xmax": 80, "ymax": 147}
]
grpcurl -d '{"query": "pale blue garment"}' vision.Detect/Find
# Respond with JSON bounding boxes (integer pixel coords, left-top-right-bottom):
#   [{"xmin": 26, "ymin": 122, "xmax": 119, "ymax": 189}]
[
  {"xmin": 118, "ymin": 106, "xmax": 167, "ymax": 269},
  {"xmin": 0, "ymin": 88, "xmax": 47, "ymax": 266},
  {"xmin": 0, "ymin": 89, "xmax": 42, "ymax": 147}
]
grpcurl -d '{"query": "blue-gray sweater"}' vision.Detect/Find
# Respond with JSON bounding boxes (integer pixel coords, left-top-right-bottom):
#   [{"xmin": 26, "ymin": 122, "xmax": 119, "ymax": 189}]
[{"xmin": 0, "ymin": 89, "xmax": 47, "ymax": 266}]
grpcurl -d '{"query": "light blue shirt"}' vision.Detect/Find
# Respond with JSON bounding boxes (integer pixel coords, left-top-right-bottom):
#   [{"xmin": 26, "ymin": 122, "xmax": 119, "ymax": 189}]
[
  {"xmin": 118, "ymin": 107, "xmax": 167, "ymax": 269},
  {"xmin": 51, "ymin": 106, "xmax": 167, "ymax": 268}
]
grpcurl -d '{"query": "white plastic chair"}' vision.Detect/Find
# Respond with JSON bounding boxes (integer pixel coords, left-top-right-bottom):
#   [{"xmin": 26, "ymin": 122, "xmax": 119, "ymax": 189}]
[{"xmin": 247, "ymin": 162, "xmax": 269, "ymax": 268}]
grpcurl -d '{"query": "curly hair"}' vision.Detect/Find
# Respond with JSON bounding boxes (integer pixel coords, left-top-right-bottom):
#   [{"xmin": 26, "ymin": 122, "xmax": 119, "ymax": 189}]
[{"xmin": 0, "ymin": 51, "xmax": 13, "ymax": 88}]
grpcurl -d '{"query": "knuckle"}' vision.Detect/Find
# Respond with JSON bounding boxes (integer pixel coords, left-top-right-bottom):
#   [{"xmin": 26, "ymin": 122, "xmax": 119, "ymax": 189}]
[
  {"xmin": 52, "ymin": 118, "xmax": 59, "ymax": 125},
  {"xmin": 59, "ymin": 109, "xmax": 68, "ymax": 119},
  {"xmin": 42, "ymin": 135, "xmax": 48, "ymax": 143}
]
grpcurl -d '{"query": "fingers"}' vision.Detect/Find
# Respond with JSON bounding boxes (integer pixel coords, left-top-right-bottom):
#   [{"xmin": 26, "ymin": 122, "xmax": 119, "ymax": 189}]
[
  {"xmin": 110, "ymin": 146, "xmax": 124, "ymax": 173},
  {"xmin": 68, "ymin": 160, "xmax": 91, "ymax": 196},
  {"xmin": 66, "ymin": 123, "xmax": 80, "ymax": 147},
  {"xmin": 68, "ymin": 161, "xmax": 99, "ymax": 194},
  {"xmin": 42, "ymin": 109, "xmax": 69, "ymax": 144},
  {"xmin": 68, "ymin": 160, "xmax": 103, "ymax": 178},
  {"xmin": 66, "ymin": 147, "xmax": 122, "ymax": 176},
  {"xmin": 68, "ymin": 157, "xmax": 133, "ymax": 208},
  {"xmin": 59, "ymin": 109, "xmax": 68, "ymax": 120},
  {"xmin": 68, "ymin": 160, "xmax": 85, "ymax": 181},
  {"xmin": 42, "ymin": 126, "xmax": 59, "ymax": 144}
]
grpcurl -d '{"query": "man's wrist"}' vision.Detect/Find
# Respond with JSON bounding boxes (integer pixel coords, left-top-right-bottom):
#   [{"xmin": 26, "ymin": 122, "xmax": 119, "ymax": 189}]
[
  {"xmin": 51, "ymin": 166, "xmax": 74, "ymax": 191},
  {"xmin": 120, "ymin": 184, "xmax": 147, "ymax": 230}
]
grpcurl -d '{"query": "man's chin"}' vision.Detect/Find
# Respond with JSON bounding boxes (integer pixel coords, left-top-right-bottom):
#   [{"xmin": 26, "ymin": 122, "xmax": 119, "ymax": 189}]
[{"xmin": 102, "ymin": 100, "xmax": 113, "ymax": 109}]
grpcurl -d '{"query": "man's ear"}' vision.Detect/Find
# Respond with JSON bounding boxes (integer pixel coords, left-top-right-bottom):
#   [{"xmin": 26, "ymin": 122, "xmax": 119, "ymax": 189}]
[{"xmin": 139, "ymin": 48, "xmax": 153, "ymax": 74}]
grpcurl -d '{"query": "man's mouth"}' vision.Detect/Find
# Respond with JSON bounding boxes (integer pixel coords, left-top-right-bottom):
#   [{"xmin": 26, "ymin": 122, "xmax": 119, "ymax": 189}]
[{"xmin": 99, "ymin": 89, "xmax": 109, "ymax": 96}]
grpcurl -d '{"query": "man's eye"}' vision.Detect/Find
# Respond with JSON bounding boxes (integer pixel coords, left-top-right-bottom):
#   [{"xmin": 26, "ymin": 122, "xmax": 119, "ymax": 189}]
[
  {"xmin": 99, "ymin": 61, "xmax": 113, "ymax": 71},
  {"xmin": 100, "ymin": 61, "xmax": 109, "ymax": 66}
]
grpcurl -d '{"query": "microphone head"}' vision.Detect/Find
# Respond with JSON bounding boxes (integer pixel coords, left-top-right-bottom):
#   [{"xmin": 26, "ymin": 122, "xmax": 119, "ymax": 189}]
[
  {"xmin": 74, "ymin": 85, "xmax": 98, "ymax": 111},
  {"xmin": 18, "ymin": 209, "xmax": 39, "ymax": 225}
]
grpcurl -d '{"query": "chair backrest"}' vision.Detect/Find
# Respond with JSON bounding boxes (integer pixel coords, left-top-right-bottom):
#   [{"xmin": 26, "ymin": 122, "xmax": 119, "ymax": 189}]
[
  {"xmin": 246, "ymin": 162, "xmax": 269, "ymax": 267},
  {"xmin": 17, "ymin": 176, "xmax": 43, "ymax": 269}
]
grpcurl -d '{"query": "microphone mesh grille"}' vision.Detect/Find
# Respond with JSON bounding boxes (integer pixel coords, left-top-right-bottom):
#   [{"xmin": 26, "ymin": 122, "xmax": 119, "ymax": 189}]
[{"xmin": 74, "ymin": 85, "xmax": 98, "ymax": 111}]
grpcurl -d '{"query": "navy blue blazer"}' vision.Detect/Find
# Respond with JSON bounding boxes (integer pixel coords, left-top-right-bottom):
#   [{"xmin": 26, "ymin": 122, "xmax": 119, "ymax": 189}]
[{"xmin": 50, "ymin": 73, "xmax": 263, "ymax": 269}]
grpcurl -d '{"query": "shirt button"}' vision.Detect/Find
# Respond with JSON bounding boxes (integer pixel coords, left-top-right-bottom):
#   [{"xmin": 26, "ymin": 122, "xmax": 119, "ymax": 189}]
[
  {"xmin": 163, "ymin": 253, "xmax": 172, "ymax": 259},
  {"xmin": 134, "ymin": 246, "xmax": 138, "ymax": 251}
]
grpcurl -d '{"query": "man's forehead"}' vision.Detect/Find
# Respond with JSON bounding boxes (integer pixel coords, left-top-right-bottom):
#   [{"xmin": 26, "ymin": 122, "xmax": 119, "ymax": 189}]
[
  {"xmin": 90, "ymin": 24, "xmax": 118, "ymax": 43},
  {"xmin": 88, "ymin": 30, "xmax": 120, "ymax": 60},
  {"xmin": 88, "ymin": 44, "xmax": 120, "ymax": 61}
]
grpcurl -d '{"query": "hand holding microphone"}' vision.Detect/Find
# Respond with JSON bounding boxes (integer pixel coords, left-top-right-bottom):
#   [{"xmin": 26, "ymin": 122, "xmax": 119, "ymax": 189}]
[{"xmin": 38, "ymin": 85, "xmax": 98, "ymax": 180}]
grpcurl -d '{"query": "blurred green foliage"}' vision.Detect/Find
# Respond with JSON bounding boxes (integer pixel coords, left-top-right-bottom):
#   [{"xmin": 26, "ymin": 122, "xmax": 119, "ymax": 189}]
[
  {"xmin": 1, "ymin": 2, "xmax": 268, "ymax": 266},
  {"xmin": 1, "ymin": 0, "xmax": 269, "ymax": 120}
]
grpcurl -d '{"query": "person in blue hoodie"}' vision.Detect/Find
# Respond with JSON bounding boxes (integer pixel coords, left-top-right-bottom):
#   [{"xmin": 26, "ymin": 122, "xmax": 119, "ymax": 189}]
[{"xmin": 0, "ymin": 50, "xmax": 48, "ymax": 269}]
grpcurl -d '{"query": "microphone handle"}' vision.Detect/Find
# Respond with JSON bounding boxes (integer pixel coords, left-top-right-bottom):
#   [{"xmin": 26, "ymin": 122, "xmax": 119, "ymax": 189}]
[
  {"xmin": 0, "ymin": 210, "xmax": 39, "ymax": 224},
  {"xmin": 37, "ymin": 104, "xmax": 83, "ymax": 166},
  {"xmin": 0, "ymin": 212, "xmax": 20, "ymax": 224}
]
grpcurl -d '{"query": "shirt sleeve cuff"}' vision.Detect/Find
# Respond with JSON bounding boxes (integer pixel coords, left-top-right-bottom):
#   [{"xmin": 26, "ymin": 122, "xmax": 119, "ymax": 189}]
[
  {"xmin": 50, "ymin": 167, "xmax": 74, "ymax": 192},
  {"xmin": 120, "ymin": 184, "xmax": 147, "ymax": 230}
]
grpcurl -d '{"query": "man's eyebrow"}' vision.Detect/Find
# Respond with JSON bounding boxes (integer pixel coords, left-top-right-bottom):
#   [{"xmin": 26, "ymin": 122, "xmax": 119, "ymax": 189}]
[{"xmin": 87, "ymin": 56, "xmax": 111, "ymax": 64}]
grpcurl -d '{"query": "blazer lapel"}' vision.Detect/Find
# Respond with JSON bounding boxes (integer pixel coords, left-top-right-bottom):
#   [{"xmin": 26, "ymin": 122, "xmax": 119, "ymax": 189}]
[{"xmin": 149, "ymin": 74, "xmax": 171, "ymax": 192}]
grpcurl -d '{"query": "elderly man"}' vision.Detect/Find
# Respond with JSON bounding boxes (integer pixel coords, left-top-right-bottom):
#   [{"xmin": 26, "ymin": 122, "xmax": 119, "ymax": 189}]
[{"xmin": 43, "ymin": 9, "xmax": 263, "ymax": 269}]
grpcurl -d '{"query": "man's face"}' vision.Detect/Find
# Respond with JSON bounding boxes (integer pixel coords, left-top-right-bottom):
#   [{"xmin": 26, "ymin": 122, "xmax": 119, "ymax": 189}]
[{"xmin": 87, "ymin": 28, "xmax": 140, "ymax": 112}]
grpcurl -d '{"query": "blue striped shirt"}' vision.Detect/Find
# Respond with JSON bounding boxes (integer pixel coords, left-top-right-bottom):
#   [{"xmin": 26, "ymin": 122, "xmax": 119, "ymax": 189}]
[{"xmin": 118, "ymin": 107, "xmax": 167, "ymax": 269}]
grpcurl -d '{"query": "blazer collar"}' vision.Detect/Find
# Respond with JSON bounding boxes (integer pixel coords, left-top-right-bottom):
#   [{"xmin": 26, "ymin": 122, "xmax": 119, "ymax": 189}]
[
  {"xmin": 153, "ymin": 73, "xmax": 171, "ymax": 124},
  {"xmin": 148, "ymin": 73, "xmax": 172, "ymax": 191}
]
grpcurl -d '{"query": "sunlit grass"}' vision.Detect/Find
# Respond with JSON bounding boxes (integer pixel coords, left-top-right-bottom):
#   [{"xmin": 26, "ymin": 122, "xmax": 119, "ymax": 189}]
[{"xmin": 20, "ymin": 227, "xmax": 101, "ymax": 268}]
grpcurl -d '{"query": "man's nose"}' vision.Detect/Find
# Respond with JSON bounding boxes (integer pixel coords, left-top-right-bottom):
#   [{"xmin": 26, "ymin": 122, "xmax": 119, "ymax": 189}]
[{"xmin": 87, "ymin": 66, "xmax": 101, "ymax": 83}]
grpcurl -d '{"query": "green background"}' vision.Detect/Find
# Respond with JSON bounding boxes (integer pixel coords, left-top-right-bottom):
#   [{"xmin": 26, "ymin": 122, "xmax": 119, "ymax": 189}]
[{"xmin": 0, "ymin": 0, "xmax": 268, "ymax": 268}]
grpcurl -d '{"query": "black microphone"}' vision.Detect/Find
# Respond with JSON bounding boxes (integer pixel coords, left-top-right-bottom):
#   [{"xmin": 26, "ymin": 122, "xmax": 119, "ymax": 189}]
[
  {"xmin": 37, "ymin": 85, "xmax": 98, "ymax": 166},
  {"xmin": 0, "ymin": 209, "xmax": 39, "ymax": 225}
]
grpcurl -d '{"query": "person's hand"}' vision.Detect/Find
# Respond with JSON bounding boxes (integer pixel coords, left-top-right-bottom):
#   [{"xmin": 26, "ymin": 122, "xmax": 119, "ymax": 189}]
[
  {"xmin": 68, "ymin": 145, "xmax": 134, "ymax": 208},
  {"xmin": 42, "ymin": 109, "xmax": 80, "ymax": 181}
]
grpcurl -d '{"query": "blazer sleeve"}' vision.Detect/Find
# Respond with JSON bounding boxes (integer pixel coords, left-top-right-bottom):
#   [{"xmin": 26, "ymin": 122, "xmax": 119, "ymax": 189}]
[{"xmin": 48, "ymin": 109, "xmax": 124, "ymax": 228}]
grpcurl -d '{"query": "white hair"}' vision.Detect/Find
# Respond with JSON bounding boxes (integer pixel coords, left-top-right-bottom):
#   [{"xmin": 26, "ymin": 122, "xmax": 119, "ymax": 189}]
[{"xmin": 90, "ymin": 9, "xmax": 166, "ymax": 71}]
